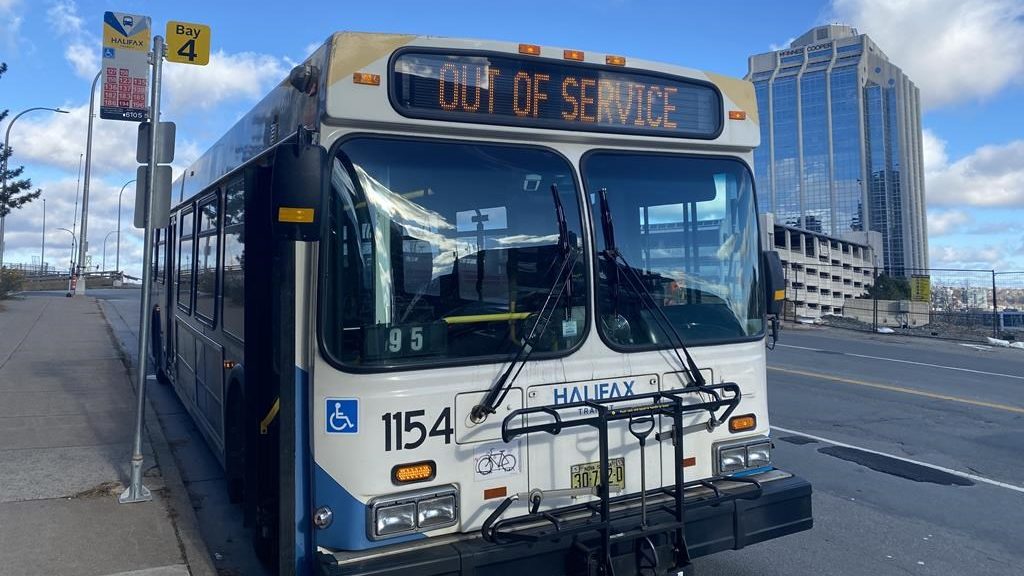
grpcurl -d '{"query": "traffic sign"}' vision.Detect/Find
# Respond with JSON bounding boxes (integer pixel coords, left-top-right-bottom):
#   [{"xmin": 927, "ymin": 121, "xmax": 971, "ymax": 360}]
[
  {"xmin": 100, "ymin": 12, "xmax": 151, "ymax": 121},
  {"xmin": 135, "ymin": 166, "xmax": 172, "ymax": 229},
  {"xmin": 137, "ymin": 121, "xmax": 176, "ymax": 164},
  {"xmin": 165, "ymin": 21, "xmax": 211, "ymax": 65}
]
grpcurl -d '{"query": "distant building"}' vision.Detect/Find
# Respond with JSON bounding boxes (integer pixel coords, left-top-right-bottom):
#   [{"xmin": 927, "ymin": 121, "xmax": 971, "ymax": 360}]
[
  {"xmin": 762, "ymin": 213, "xmax": 879, "ymax": 320},
  {"xmin": 747, "ymin": 25, "xmax": 928, "ymax": 276}
]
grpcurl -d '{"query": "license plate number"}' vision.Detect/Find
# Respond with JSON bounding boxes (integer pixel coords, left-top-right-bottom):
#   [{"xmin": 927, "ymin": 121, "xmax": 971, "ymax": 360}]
[{"xmin": 570, "ymin": 458, "xmax": 626, "ymax": 491}]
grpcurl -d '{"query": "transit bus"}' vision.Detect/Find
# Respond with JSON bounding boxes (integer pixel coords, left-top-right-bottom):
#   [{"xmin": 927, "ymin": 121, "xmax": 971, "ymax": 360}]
[{"xmin": 149, "ymin": 31, "xmax": 811, "ymax": 576}]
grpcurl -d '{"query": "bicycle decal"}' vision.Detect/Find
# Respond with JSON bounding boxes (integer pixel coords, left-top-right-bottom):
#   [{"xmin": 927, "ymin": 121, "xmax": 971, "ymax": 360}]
[{"xmin": 472, "ymin": 441, "xmax": 521, "ymax": 481}]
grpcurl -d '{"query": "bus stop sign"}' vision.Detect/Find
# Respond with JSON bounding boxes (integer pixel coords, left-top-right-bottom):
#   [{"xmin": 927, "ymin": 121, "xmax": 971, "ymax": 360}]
[{"xmin": 166, "ymin": 21, "xmax": 211, "ymax": 65}]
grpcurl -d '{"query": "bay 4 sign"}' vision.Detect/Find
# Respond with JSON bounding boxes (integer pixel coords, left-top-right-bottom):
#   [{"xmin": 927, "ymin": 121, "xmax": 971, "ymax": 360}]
[{"xmin": 166, "ymin": 21, "xmax": 211, "ymax": 66}]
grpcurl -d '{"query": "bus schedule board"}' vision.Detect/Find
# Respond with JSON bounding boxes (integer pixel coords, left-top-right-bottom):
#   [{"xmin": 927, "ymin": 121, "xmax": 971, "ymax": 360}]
[
  {"xmin": 391, "ymin": 50, "xmax": 723, "ymax": 139},
  {"xmin": 100, "ymin": 12, "xmax": 151, "ymax": 122}
]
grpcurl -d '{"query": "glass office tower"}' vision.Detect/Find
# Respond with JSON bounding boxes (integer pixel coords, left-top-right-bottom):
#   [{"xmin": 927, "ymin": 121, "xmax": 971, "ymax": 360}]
[{"xmin": 747, "ymin": 25, "xmax": 928, "ymax": 275}]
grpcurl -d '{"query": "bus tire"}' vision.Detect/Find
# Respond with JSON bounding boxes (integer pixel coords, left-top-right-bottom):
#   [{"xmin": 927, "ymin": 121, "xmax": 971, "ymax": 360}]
[{"xmin": 225, "ymin": 382, "xmax": 246, "ymax": 504}]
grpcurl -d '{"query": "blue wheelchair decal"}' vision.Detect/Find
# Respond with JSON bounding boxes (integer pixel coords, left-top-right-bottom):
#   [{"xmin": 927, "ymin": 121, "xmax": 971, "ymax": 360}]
[{"xmin": 326, "ymin": 398, "xmax": 358, "ymax": 434}]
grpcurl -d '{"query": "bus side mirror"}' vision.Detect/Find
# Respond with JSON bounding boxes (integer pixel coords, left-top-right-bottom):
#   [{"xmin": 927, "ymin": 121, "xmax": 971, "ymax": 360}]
[
  {"xmin": 763, "ymin": 250, "xmax": 785, "ymax": 317},
  {"xmin": 272, "ymin": 130, "xmax": 325, "ymax": 242}
]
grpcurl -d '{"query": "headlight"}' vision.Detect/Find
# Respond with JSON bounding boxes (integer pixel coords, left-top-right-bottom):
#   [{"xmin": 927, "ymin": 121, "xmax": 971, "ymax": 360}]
[
  {"xmin": 719, "ymin": 446, "xmax": 747, "ymax": 473},
  {"xmin": 715, "ymin": 436, "xmax": 773, "ymax": 475},
  {"xmin": 746, "ymin": 441, "xmax": 772, "ymax": 468},
  {"xmin": 368, "ymin": 485, "xmax": 459, "ymax": 539},
  {"xmin": 375, "ymin": 502, "xmax": 416, "ymax": 536},
  {"xmin": 417, "ymin": 495, "xmax": 456, "ymax": 528}
]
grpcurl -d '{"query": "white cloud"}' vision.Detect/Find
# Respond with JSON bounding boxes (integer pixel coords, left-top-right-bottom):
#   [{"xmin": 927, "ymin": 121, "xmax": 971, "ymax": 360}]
[
  {"xmin": 47, "ymin": 0, "xmax": 83, "ymax": 36},
  {"xmin": 65, "ymin": 42, "xmax": 98, "ymax": 79},
  {"xmin": 930, "ymin": 244, "xmax": 1007, "ymax": 269},
  {"xmin": 831, "ymin": 0, "xmax": 1024, "ymax": 109},
  {"xmin": 162, "ymin": 50, "xmax": 289, "ymax": 113},
  {"xmin": 769, "ymin": 37, "xmax": 796, "ymax": 51},
  {"xmin": 927, "ymin": 209, "xmax": 971, "ymax": 236},
  {"xmin": 0, "ymin": 0, "xmax": 23, "ymax": 52},
  {"xmin": 12, "ymin": 102, "xmax": 140, "ymax": 176},
  {"xmin": 923, "ymin": 129, "xmax": 1024, "ymax": 207}
]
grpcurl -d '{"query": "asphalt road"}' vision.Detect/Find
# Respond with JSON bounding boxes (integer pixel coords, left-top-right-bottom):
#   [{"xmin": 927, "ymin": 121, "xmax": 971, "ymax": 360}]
[
  {"xmin": 88, "ymin": 288, "xmax": 1024, "ymax": 576},
  {"xmin": 696, "ymin": 326, "xmax": 1024, "ymax": 576}
]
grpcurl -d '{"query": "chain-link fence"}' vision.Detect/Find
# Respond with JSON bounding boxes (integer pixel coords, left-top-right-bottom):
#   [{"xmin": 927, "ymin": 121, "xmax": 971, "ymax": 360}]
[{"xmin": 779, "ymin": 262, "xmax": 1024, "ymax": 343}]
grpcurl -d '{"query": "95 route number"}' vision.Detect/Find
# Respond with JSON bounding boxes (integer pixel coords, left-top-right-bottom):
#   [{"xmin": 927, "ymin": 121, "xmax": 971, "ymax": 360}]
[{"xmin": 381, "ymin": 408, "xmax": 453, "ymax": 451}]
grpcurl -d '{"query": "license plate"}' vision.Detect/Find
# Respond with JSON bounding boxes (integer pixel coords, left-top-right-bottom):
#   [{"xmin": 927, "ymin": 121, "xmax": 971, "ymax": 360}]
[{"xmin": 570, "ymin": 457, "xmax": 626, "ymax": 491}]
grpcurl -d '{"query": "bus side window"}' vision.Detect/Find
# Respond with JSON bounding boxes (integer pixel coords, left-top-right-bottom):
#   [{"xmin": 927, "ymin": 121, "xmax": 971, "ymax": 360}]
[
  {"xmin": 222, "ymin": 178, "xmax": 245, "ymax": 340},
  {"xmin": 196, "ymin": 193, "xmax": 221, "ymax": 324},
  {"xmin": 178, "ymin": 208, "xmax": 195, "ymax": 312}
]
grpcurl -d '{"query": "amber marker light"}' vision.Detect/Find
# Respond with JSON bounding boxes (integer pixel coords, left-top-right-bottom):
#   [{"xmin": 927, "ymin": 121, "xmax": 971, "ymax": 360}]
[
  {"xmin": 352, "ymin": 72, "xmax": 381, "ymax": 86},
  {"xmin": 606, "ymin": 55, "xmax": 627, "ymax": 66},
  {"xmin": 564, "ymin": 49, "xmax": 585, "ymax": 61},
  {"xmin": 483, "ymin": 486, "xmax": 508, "ymax": 500},
  {"xmin": 392, "ymin": 461, "xmax": 436, "ymax": 485},
  {"xmin": 518, "ymin": 43, "xmax": 541, "ymax": 56},
  {"xmin": 729, "ymin": 110, "xmax": 747, "ymax": 120},
  {"xmin": 729, "ymin": 414, "xmax": 757, "ymax": 433}
]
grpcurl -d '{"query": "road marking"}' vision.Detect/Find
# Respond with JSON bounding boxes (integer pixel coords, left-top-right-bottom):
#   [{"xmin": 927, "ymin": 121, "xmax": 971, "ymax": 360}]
[
  {"xmin": 771, "ymin": 425, "xmax": 1024, "ymax": 495},
  {"xmin": 777, "ymin": 343, "xmax": 1024, "ymax": 381},
  {"xmin": 769, "ymin": 366, "xmax": 1024, "ymax": 415}
]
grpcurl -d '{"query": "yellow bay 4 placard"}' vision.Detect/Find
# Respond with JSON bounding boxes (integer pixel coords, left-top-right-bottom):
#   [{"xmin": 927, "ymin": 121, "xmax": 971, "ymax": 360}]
[{"xmin": 166, "ymin": 21, "xmax": 211, "ymax": 66}]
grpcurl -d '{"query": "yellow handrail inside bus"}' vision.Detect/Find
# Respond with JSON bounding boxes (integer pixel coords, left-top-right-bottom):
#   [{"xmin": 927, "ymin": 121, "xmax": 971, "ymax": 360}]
[
  {"xmin": 443, "ymin": 312, "xmax": 532, "ymax": 325},
  {"xmin": 260, "ymin": 398, "xmax": 280, "ymax": 435}
]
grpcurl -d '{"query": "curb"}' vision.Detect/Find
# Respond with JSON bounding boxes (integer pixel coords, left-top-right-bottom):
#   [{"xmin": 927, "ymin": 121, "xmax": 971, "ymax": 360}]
[{"xmin": 97, "ymin": 298, "xmax": 218, "ymax": 576}]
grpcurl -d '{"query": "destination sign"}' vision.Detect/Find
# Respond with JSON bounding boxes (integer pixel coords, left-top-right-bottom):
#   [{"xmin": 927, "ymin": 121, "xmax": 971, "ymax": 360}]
[{"xmin": 391, "ymin": 51, "xmax": 722, "ymax": 139}]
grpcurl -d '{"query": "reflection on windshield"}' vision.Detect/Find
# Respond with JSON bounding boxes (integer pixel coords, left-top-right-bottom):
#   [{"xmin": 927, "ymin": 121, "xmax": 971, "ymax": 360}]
[
  {"xmin": 322, "ymin": 138, "xmax": 587, "ymax": 368},
  {"xmin": 585, "ymin": 152, "xmax": 764, "ymax": 347}
]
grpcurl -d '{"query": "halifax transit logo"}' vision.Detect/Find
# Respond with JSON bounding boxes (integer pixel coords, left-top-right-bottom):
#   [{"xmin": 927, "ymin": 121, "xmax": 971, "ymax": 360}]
[{"xmin": 551, "ymin": 379, "xmax": 637, "ymax": 413}]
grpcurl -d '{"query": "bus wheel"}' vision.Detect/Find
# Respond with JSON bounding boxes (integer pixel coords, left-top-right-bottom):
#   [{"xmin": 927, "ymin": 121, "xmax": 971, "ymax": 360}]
[{"xmin": 225, "ymin": 385, "xmax": 245, "ymax": 504}]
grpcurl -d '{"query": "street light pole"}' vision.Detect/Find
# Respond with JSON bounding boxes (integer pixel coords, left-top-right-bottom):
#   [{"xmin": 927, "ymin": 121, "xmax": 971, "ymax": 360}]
[
  {"xmin": 116, "ymin": 178, "xmax": 136, "ymax": 274},
  {"xmin": 0, "ymin": 106, "xmax": 69, "ymax": 269},
  {"xmin": 40, "ymin": 198, "xmax": 45, "ymax": 274},
  {"xmin": 57, "ymin": 226, "xmax": 75, "ymax": 295},
  {"xmin": 101, "ymin": 230, "xmax": 117, "ymax": 272},
  {"xmin": 74, "ymin": 71, "xmax": 102, "ymax": 295}
]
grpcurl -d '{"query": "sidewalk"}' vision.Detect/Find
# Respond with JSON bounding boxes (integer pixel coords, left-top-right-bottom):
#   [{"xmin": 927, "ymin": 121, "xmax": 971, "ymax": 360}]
[{"xmin": 0, "ymin": 293, "xmax": 206, "ymax": 576}]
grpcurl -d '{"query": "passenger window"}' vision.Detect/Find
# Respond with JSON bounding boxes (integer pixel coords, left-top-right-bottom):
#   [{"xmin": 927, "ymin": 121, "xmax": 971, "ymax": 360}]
[
  {"xmin": 222, "ymin": 179, "xmax": 245, "ymax": 339},
  {"xmin": 195, "ymin": 195, "xmax": 220, "ymax": 323},
  {"xmin": 178, "ymin": 209, "xmax": 195, "ymax": 311}
]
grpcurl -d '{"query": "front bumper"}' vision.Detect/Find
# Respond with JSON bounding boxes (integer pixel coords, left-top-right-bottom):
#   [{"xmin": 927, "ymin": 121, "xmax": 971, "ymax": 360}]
[{"xmin": 318, "ymin": 470, "xmax": 812, "ymax": 576}]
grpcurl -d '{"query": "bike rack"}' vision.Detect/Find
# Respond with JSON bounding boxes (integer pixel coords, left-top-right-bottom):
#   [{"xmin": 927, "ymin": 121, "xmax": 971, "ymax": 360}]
[{"xmin": 480, "ymin": 383, "xmax": 759, "ymax": 574}]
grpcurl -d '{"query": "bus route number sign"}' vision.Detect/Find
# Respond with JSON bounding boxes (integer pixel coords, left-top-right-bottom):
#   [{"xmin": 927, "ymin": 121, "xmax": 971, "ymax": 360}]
[
  {"xmin": 166, "ymin": 21, "xmax": 210, "ymax": 66},
  {"xmin": 391, "ymin": 51, "xmax": 723, "ymax": 140}
]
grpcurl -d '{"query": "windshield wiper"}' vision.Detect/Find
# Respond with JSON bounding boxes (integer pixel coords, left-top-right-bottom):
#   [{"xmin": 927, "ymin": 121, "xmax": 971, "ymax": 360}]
[
  {"xmin": 471, "ymin": 184, "xmax": 579, "ymax": 422},
  {"xmin": 597, "ymin": 188, "xmax": 707, "ymax": 388}
]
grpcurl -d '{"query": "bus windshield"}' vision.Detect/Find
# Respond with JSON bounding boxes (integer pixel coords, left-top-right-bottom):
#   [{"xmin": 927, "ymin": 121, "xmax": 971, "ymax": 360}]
[
  {"xmin": 584, "ymin": 152, "xmax": 764, "ymax": 347},
  {"xmin": 322, "ymin": 137, "xmax": 587, "ymax": 369}
]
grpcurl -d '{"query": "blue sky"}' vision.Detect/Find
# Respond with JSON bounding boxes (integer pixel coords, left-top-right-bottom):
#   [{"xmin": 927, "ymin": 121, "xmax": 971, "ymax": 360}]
[{"xmin": 1, "ymin": 0, "xmax": 1022, "ymax": 275}]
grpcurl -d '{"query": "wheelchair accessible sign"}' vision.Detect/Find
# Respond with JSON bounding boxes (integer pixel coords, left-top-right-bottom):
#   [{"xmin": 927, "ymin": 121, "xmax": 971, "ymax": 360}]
[{"xmin": 325, "ymin": 398, "xmax": 359, "ymax": 434}]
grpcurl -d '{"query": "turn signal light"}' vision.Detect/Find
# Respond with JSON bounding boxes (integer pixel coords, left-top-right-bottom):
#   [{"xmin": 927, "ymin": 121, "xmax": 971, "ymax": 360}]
[
  {"xmin": 392, "ymin": 461, "xmax": 436, "ymax": 485},
  {"xmin": 729, "ymin": 414, "xmax": 757, "ymax": 433},
  {"xmin": 518, "ymin": 43, "xmax": 541, "ymax": 56},
  {"xmin": 606, "ymin": 55, "xmax": 627, "ymax": 66},
  {"xmin": 564, "ymin": 49, "xmax": 585, "ymax": 61},
  {"xmin": 729, "ymin": 110, "xmax": 747, "ymax": 120},
  {"xmin": 352, "ymin": 72, "xmax": 381, "ymax": 86}
]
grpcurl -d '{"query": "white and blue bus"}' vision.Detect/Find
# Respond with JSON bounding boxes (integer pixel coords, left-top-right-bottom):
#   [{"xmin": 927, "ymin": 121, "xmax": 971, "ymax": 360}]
[{"xmin": 149, "ymin": 32, "xmax": 811, "ymax": 576}]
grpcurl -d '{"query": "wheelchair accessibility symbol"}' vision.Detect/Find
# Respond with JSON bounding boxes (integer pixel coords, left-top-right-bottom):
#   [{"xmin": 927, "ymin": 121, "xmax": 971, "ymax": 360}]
[{"xmin": 325, "ymin": 398, "xmax": 358, "ymax": 434}]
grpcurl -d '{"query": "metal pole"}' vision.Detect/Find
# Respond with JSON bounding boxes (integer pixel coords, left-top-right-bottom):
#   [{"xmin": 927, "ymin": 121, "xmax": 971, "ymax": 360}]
[
  {"xmin": 992, "ymin": 270, "xmax": 998, "ymax": 338},
  {"xmin": 102, "ymin": 230, "xmax": 116, "ymax": 272},
  {"xmin": 72, "ymin": 153, "xmax": 82, "ymax": 244},
  {"xmin": 121, "ymin": 35, "xmax": 163, "ymax": 505},
  {"xmin": 58, "ymin": 227, "xmax": 75, "ymax": 294},
  {"xmin": 116, "ymin": 179, "xmax": 136, "ymax": 274},
  {"xmin": 75, "ymin": 71, "xmax": 102, "ymax": 295},
  {"xmin": 0, "ymin": 106, "xmax": 68, "ymax": 269},
  {"xmin": 40, "ymin": 198, "xmax": 45, "ymax": 274}
]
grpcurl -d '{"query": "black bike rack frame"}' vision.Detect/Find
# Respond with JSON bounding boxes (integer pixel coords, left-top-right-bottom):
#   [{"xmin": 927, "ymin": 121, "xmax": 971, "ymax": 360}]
[{"xmin": 480, "ymin": 382, "xmax": 761, "ymax": 573}]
